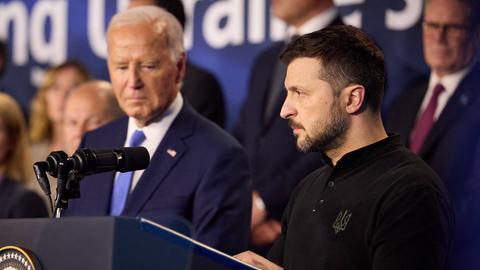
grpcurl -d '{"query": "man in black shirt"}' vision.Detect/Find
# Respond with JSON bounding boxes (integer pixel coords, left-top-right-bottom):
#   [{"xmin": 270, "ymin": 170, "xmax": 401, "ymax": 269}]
[{"xmin": 235, "ymin": 25, "xmax": 452, "ymax": 270}]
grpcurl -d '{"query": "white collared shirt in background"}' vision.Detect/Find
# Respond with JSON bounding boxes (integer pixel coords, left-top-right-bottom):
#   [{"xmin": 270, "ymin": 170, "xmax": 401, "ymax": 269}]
[{"xmin": 419, "ymin": 65, "xmax": 472, "ymax": 121}]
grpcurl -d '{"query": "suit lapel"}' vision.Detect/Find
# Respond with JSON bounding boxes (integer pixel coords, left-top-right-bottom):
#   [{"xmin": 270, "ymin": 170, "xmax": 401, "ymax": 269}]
[
  {"xmin": 122, "ymin": 104, "xmax": 194, "ymax": 215},
  {"xmin": 419, "ymin": 65, "xmax": 480, "ymax": 156}
]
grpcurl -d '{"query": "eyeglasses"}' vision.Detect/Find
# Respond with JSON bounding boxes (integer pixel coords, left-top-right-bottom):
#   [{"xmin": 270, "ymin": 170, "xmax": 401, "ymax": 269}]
[{"xmin": 423, "ymin": 21, "xmax": 470, "ymax": 38}]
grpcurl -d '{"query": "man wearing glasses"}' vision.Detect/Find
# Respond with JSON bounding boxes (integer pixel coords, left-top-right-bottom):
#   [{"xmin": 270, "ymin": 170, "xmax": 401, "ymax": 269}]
[{"xmin": 386, "ymin": 0, "xmax": 480, "ymax": 269}]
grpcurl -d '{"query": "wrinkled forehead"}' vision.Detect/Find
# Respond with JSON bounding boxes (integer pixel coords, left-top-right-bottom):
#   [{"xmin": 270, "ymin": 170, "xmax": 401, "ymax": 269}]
[
  {"xmin": 425, "ymin": 0, "xmax": 472, "ymax": 24},
  {"xmin": 106, "ymin": 25, "xmax": 171, "ymax": 60},
  {"xmin": 107, "ymin": 21, "xmax": 168, "ymax": 45}
]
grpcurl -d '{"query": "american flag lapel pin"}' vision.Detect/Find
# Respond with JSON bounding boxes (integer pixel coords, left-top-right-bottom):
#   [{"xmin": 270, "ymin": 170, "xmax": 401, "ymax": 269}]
[{"xmin": 166, "ymin": 148, "xmax": 177, "ymax": 157}]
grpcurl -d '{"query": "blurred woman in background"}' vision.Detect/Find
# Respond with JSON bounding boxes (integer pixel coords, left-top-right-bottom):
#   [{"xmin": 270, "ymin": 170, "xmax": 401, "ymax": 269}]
[
  {"xmin": 0, "ymin": 92, "xmax": 48, "ymax": 218},
  {"xmin": 29, "ymin": 61, "xmax": 90, "ymax": 162}
]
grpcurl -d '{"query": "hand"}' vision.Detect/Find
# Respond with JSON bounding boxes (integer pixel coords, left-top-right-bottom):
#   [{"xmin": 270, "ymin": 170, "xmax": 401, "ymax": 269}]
[
  {"xmin": 250, "ymin": 219, "xmax": 281, "ymax": 246},
  {"xmin": 235, "ymin": 251, "xmax": 283, "ymax": 270},
  {"xmin": 251, "ymin": 191, "xmax": 267, "ymax": 228}
]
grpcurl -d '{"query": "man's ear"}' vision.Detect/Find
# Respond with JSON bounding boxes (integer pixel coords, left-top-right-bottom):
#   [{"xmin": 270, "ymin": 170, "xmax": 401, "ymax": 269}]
[
  {"xmin": 343, "ymin": 84, "xmax": 365, "ymax": 114},
  {"xmin": 176, "ymin": 52, "xmax": 187, "ymax": 84}
]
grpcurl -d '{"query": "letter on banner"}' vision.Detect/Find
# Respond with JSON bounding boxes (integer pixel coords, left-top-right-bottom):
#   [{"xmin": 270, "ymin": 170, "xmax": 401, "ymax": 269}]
[
  {"xmin": 88, "ymin": 0, "xmax": 107, "ymax": 59},
  {"xmin": 0, "ymin": 1, "xmax": 29, "ymax": 65},
  {"xmin": 385, "ymin": 0, "xmax": 422, "ymax": 30},
  {"xmin": 30, "ymin": 0, "xmax": 67, "ymax": 64},
  {"xmin": 334, "ymin": 0, "xmax": 363, "ymax": 27},
  {"xmin": 203, "ymin": 0, "xmax": 243, "ymax": 49},
  {"xmin": 248, "ymin": 0, "xmax": 265, "ymax": 43}
]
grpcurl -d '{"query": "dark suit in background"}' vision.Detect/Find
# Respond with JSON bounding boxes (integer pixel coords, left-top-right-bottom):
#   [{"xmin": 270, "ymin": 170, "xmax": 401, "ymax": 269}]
[
  {"xmin": 385, "ymin": 0, "xmax": 480, "ymax": 266},
  {"xmin": 64, "ymin": 104, "xmax": 251, "ymax": 255},
  {"xmin": 385, "ymin": 63, "xmax": 480, "ymax": 269},
  {"xmin": 182, "ymin": 62, "xmax": 225, "ymax": 127},
  {"xmin": 0, "ymin": 176, "xmax": 49, "ymax": 218}
]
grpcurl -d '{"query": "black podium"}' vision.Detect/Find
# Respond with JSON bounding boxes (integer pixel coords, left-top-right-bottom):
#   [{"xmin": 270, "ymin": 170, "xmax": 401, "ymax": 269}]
[{"xmin": 0, "ymin": 217, "xmax": 257, "ymax": 270}]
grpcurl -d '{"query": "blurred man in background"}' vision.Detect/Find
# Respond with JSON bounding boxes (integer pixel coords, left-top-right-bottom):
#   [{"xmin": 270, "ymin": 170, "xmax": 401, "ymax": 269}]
[
  {"xmin": 386, "ymin": 0, "xmax": 480, "ymax": 268},
  {"xmin": 63, "ymin": 80, "xmax": 123, "ymax": 155}
]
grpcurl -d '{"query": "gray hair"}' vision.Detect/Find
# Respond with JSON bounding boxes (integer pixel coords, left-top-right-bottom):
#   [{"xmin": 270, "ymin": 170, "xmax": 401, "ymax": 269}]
[{"xmin": 107, "ymin": 6, "xmax": 184, "ymax": 61}]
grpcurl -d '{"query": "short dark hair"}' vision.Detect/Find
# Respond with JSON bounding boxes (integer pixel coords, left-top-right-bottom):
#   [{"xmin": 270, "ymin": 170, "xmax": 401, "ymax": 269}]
[
  {"xmin": 154, "ymin": 0, "xmax": 186, "ymax": 29},
  {"xmin": 280, "ymin": 25, "xmax": 385, "ymax": 113}
]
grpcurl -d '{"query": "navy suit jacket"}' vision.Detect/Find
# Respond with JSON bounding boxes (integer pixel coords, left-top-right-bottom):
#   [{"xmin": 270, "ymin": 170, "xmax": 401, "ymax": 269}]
[
  {"xmin": 385, "ymin": 63, "xmax": 480, "ymax": 269},
  {"xmin": 232, "ymin": 17, "xmax": 343, "ymax": 221},
  {"xmin": 64, "ymin": 103, "xmax": 251, "ymax": 255}
]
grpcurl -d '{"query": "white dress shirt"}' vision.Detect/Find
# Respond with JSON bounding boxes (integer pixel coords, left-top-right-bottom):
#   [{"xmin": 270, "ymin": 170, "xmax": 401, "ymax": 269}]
[
  {"xmin": 418, "ymin": 66, "xmax": 472, "ymax": 121},
  {"xmin": 115, "ymin": 94, "xmax": 183, "ymax": 192}
]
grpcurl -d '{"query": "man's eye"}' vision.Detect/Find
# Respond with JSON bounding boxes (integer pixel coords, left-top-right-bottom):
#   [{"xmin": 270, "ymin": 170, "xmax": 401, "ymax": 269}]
[
  {"xmin": 142, "ymin": 64, "xmax": 157, "ymax": 70},
  {"xmin": 294, "ymin": 90, "xmax": 304, "ymax": 96}
]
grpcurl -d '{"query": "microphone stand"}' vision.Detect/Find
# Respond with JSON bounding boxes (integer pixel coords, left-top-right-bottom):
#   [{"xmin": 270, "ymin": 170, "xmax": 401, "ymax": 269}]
[
  {"xmin": 54, "ymin": 160, "xmax": 69, "ymax": 218},
  {"xmin": 53, "ymin": 160, "xmax": 83, "ymax": 218}
]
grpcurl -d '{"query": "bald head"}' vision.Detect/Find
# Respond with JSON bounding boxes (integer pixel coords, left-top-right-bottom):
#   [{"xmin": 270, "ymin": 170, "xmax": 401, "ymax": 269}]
[{"xmin": 63, "ymin": 80, "xmax": 124, "ymax": 155}]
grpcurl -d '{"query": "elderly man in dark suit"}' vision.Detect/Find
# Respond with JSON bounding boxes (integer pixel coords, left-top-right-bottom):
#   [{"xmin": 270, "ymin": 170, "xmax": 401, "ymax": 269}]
[
  {"xmin": 63, "ymin": 6, "xmax": 251, "ymax": 255},
  {"xmin": 385, "ymin": 0, "xmax": 480, "ymax": 268},
  {"xmin": 233, "ymin": 0, "xmax": 343, "ymax": 253}
]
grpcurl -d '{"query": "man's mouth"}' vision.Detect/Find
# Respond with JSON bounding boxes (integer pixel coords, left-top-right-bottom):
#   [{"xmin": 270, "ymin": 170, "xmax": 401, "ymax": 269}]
[{"xmin": 288, "ymin": 120, "xmax": 303, "ymax": 131}]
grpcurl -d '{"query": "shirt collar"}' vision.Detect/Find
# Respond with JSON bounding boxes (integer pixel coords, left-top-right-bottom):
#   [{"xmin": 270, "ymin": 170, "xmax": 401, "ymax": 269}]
[
  {"xmin": 125, "ymin": 93, "xmax": 183, "ymax": 154},
  {"xmin": 321, "ymin": 134, "xmax": 402, "ymax": 171},
  {"xmin": 287, "ymin": 6, "xmax": 338, "ymax": 38},
  {"xmin": 429, "ymin": 64, "xmax": 472, "ymax": 97}
]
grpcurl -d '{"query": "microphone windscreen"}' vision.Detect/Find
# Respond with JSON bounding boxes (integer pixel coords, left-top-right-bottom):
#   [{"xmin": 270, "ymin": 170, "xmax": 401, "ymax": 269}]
[{"xmin": 118, "ymin": 147, "xmax": 150, "ymax": 172}]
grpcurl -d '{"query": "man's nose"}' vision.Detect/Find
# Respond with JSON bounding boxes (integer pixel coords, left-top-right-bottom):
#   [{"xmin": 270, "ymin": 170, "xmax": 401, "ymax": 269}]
[
  {"xmin": 127, "ymin": 66, "xmax": 143, "ymax": 89},
  {"xmin": 280, "ymin": 95, "xmax": 295, "ymax": 120}
]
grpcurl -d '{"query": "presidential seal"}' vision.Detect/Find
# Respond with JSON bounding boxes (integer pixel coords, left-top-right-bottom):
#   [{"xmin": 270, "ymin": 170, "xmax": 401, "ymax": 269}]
[{"xmin": 0, "ymin": 246, "xmax": 42, "ymax": 270}]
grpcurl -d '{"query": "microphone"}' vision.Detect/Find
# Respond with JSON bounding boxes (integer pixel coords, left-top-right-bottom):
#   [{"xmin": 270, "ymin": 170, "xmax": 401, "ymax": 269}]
[
  {"xmin": 70, "ymin": 147, "xmax": 150, "ymax": 175},
  {"xmin": 33, "ymin": 151, "xmax": 70, "ymax": 195}
]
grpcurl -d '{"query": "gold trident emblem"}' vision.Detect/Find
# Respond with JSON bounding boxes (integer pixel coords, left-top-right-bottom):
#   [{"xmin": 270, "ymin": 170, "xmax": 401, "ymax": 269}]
[{"xmin": 332, "ymin": 210, "xmax": 352, "ymax": 234}]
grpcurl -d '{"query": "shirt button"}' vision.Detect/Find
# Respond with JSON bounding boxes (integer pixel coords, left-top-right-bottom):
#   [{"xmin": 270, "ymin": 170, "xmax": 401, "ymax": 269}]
[{"xmin": 327, "ymin": 181, "xmax": 335, "ymax": 188}]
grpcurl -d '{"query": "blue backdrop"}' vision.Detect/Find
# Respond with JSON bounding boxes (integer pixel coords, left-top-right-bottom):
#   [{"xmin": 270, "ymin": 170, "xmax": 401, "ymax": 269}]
[{"xmin": 0, "ymin": 0, "xmax": 428, "ymax": 129}]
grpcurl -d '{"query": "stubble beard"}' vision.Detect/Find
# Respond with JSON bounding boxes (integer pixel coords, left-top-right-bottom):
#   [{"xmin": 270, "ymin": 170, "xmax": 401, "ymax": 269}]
[{"xmin": 295, "ymin": 99, "xmax": 348, "ymax": 153}]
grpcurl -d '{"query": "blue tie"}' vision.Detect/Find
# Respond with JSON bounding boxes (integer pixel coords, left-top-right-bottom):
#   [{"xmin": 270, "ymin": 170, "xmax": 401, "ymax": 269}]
[{"xmin": 110, "ymin": 130, "xmax": 146, "ymax": 216}]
